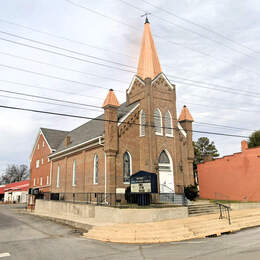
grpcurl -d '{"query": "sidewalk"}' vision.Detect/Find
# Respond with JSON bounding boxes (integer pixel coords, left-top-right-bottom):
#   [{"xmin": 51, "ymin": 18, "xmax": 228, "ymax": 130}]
[{"xmin": 83, "ymin": 208, "xmax": 260, "ymax": 243}]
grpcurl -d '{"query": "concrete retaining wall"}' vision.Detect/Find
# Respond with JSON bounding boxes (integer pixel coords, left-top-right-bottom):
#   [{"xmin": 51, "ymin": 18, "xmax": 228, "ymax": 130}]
[
  {"xmin": 230, "ymin": 202, "xmax": 260, "ymax": 210},
  {"xmin": 34, "ymin": 200, "xmax": 188, "ymax": 224}
]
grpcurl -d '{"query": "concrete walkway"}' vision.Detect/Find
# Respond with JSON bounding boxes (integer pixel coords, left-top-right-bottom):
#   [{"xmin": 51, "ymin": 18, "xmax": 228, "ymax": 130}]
[{"xmin": 84, "ymin": 208, "xmax": 260, "ymax": 243}]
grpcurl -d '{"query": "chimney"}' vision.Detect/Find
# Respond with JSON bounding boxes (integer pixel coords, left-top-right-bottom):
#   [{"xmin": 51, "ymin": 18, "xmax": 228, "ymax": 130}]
[
  {"xmin": 241, "ymin": 140, "xmax": 248, "ymax": 152},
  {"xmin": 64, "ymin": 136, "xmax": 71, "ymax": 147}
]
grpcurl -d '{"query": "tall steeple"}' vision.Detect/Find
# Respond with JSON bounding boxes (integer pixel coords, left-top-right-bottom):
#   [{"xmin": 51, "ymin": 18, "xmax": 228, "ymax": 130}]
[{"xmin": 137, "ymin": 18, "xmax": 162, "ymax": 80}]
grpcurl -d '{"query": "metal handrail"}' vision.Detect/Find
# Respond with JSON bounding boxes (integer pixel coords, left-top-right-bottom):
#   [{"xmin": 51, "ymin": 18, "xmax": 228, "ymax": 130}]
[
  {"xmin": 216, "ymin": 202, "xmax": 231, "ymax": 225},
  {"xmin": 160, "ymin": 183, "xmax": 175, "ymax": 193}
]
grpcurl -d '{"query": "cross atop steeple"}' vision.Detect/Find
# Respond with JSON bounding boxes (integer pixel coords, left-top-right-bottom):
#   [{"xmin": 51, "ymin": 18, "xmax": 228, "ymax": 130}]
[{"xmin": 141, "ymin": 12, "xmax": 151, "ymax": 24}]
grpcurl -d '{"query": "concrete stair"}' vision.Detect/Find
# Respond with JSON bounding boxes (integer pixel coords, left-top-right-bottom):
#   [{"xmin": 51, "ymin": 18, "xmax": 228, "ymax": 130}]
[{"xmin": 188, "ymin": 203, "xmax": 219, "ymax": 216}]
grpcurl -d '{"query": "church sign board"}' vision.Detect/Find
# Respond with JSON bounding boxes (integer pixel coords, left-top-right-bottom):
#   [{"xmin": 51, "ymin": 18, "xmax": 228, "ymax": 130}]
[{"xmin": 130, "ymin": 171, "xmax": 158, "ymax": 193}]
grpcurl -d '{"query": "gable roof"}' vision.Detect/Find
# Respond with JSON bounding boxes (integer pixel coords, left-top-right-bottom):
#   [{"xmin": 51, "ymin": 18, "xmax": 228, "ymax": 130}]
[
  {"xmin": 53, "ymin": 101, "xmax": 139, "ymax": 155},
  {"xmin": 40, "ymin": 128, "xmax": 69, "ymax": 150},
  {"xmin": 30, "ymin": 128, "xmax": 69, "ymax": 161}
]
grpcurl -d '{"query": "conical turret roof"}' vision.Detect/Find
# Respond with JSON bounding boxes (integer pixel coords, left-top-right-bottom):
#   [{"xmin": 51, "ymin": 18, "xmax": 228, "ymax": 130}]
[
  {"xmin": 102, "ymin": 89, "xmax": 120, "ymax": 108},
  {"xmin": 178, "ymin": 105, "xmax": 194, "ymax": 122},
  {"xmin": 137, "ymin": 19, "xmax": 162, "ymax": 80}
]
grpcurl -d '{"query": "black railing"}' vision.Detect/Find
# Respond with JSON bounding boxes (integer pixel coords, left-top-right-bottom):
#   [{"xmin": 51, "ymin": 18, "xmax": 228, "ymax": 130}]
[
  {"xmin": 37, "ymin": 192, "xmax": 188, "ymax": 207},
  {"xmin": 216, "ymin": 202, "xmax": 231, "ymax": 225}
]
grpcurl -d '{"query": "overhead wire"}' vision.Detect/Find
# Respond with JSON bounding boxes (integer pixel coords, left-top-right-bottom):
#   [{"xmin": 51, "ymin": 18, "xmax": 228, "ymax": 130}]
[
  {"xmin": 0, "ymin": 104, "xmax": 250, "ymax": 138},
  {"xmin": 0, "ymin": 88, "xmax": 256, "ymax": 133},
  {"xmin": 141, "ymin": 0, "xmax": 260, "ymax": 55}
]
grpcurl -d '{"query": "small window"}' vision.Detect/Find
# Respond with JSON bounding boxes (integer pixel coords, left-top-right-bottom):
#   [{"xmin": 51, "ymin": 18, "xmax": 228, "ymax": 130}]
[
  {"xmin": 41, "ymin": 158, "xmax": 44, "ymax": 165},
  {"xmin": 48, "ymin": 158, "xmax": 50, "ymax": 163},
  {"xmin": 36, "ymin": 160, "xmax": 40, "ymax": 168},
  {"xmin": 37, "ymin": 144, "xmax": 40, "ymax": 150},
  {"xmin": 37, "ymin": 177, "xmax": 39, "ymax": 184},
  {"xmin": 42, "ymin": 141, "xmax": 45, "ymax": 147},
  {"xmin": 33, "ymin": 178, "xmax": 36, "ymax": 186},
  {"xmin": 57, "ymin": 165, "xmax": 60, "ymax": 188},
  {"xmin": 47, "ymin": 176, "xmax": 49, "ymax": 185},
  {"xmin": 40, "ymin": 177, "xmax": 43, "ymax": 186},
  {"xmin": 93, "ymin": 155, "xmax": 98, "ymax": 184},
  {"xmin": 72, "ymin": 160, "xmax": 76, "ymax": 186},
  {"xmin": 165, "ymin": 110, "xmax": 173, "ymax": 137},
  {"xmin": 139, "ymin": 110, "xmax": 146, "ymax": 137},
  {"xmin": 123, "ymin": 152, "xmax": 131, "ymax": 183},
  {"xmin": 154, "ymin": 108, "xmax": 163, "ymax": 135}
]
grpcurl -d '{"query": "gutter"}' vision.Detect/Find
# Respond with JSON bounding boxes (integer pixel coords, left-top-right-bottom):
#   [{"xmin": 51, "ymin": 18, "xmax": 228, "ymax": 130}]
[{"xmin": 49, "ymin": 136, "xmax": 103, "ymax": 159}]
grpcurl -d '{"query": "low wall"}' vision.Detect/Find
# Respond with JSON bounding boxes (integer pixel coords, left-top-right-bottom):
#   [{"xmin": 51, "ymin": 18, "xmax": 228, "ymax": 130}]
[
  {"xmin": 34, "ymin": 200, "xmax": 188, "ymax": 224},
  {"xmin": 230, "ymin": 202, "xmax": 260, "ymax": 211}
]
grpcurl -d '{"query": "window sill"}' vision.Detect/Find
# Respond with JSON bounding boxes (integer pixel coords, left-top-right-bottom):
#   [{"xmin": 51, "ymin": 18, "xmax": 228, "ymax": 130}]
[
  {"xmin": 155, "ymin": 133, "xmax": 163, "ymax": 136},
  {"xmin": 166, "ymin": 134, "xmax": 174, "ymax": 138}
]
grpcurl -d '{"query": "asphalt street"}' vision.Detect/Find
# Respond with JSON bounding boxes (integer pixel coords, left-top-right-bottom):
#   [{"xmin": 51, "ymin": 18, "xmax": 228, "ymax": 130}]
[{"xmin": 1, "ymin": 205, "xmax": 260, "ymax": 260}]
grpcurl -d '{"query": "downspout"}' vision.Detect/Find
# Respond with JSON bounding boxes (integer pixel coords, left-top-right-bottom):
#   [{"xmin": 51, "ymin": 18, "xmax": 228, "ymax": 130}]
[{"xmin": 99, "ymin": 137, "xmax": 107, "ymax": 204}]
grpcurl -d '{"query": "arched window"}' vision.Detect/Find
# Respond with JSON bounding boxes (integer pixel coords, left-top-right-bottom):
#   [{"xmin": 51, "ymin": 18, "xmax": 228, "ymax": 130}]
[
  {"xmin": 139, "ymin": 109, "xmax": 146, "ymax": 136},
  {"xmin": 123, "ymin": 152, "xmax": 132, "ymax": 183},
  {"xmin": 56, "ymin": 165, "xmax": 60, "ymax": 188},
  {"xmin": 165, "ymin": 110, "xmax": 173, "ymax": 137},
  {"xmin": 154, "ymin": 108, "xmax": 163, "ymax": 135},
  {"xmin": 93, "ymin": 154, "xmax": 98, "ymax": 184},
  {"xmin": 72, "ymin": 160, "xmax": 76, "ymax": 186}
]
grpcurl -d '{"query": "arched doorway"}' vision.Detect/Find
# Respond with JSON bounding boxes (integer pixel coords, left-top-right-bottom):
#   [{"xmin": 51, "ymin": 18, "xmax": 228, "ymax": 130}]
[{"xmin": 158, "ymin": 150, "xmax": 174, "ymax": 193}]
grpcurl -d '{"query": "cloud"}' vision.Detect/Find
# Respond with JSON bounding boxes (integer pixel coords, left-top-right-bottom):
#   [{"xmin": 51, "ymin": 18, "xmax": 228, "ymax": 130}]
[{"xmin": 0, "ymin": 0, "xmax": 259, "ymax": 173}]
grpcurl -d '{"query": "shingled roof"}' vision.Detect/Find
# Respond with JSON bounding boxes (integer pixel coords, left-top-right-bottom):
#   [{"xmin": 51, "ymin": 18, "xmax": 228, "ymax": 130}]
[
  {"xmin": 40, "ymin": 128, "xmax": 69, "ymax": 150},
  {"xmin": 53, "ymin": 101, "xmax": 139, "ymax": 154}
]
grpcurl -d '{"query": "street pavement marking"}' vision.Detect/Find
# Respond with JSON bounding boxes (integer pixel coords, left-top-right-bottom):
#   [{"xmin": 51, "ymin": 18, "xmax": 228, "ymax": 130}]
[{"xmin": 0, "ymin": 253, "xmax": 10, "ymax": 258}]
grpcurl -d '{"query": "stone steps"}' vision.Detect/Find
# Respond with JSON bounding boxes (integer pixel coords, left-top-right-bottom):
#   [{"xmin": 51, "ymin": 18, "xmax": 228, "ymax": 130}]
[{"xmin": 188, "ymin": 203, "xmax": 219, "ymax": 216}]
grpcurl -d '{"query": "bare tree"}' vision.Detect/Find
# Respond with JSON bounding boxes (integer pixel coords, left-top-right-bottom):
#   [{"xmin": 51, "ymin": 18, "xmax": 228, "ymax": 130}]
[{"xmin": 0, "ymin": 164, "xmax": 29, "ymax": 184}]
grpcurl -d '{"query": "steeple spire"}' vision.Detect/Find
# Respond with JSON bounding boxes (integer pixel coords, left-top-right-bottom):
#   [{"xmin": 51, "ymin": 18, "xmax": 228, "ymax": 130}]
[{"xmin": 137, "ymin": 19, "xmax": 162, "ymax": 80}]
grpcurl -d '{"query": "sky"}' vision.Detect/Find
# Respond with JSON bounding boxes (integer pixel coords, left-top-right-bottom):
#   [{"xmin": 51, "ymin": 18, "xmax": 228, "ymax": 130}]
[{"xmin": 0, "ymin": 0, "xmax": 260, "ymax": 175}]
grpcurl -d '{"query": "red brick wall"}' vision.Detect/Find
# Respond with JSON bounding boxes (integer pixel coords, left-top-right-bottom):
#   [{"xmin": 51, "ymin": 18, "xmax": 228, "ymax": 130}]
[
  {"xmin": 51, "ymin": 146, "xmax": 105, "ymax": 193},
  {"xmin": 30, "ymin": 133, "xmax": 51, "ymax": 192},
  {"xmin": 198, "ymin": 146, "xmax": 260, "ymax": 201}
]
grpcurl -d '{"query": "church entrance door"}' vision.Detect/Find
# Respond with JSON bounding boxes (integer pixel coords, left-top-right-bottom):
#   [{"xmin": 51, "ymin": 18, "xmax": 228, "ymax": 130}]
[{"xmin": 158, "ymin": 150, "xmax": 174, "ymax": 193}]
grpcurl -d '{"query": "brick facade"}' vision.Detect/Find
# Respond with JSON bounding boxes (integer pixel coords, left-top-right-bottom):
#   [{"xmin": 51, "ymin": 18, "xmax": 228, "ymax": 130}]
[
  {"xmin": 48, "ymin": 73, "xmax": 194, "ymax": 195},
  {"xmin": 35, "ymin": 20, "xmax": 195, "ymax": 197},
  {"xmin": 30, "ymin": 133, "xmax": 51, "ymax": 192}
]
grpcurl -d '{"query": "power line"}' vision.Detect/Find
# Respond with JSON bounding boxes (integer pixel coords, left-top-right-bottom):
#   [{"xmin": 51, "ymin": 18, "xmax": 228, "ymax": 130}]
[
  {"xmin": 0, "ymin": 30, "xmax": 138, "ymax": 71},
  {"xmin": 0, "ymin": 36, "xmax": 136, "ymax": 76},
  {"xmin": 1, "ymin": 24, "xmax": 260, "ymax": 93},
  {"xmin": 0, "ymin": 51, "xmax": 129, "ymax": 85},
  {"xmin": 0, "ymin": 89, "xmax": 103, "ymax": 109},
  {"xmin": 0, "ymin": 94, "xmax": 102, "ymax": 112},
  {"xmin": 0, "ymin": 104, "xmax": 250, "ymax": 138},
  {"xmin": 0, "ymin": 63, "xmax": 125, "ymax": 93},
  {"xmin": 0, "ymin": 87, "xmax": 256, "ymax": 132},
  {"xmin": 1, "ymin": 17, "xmax": 258, "ymax": 90},
  {"xmin": 141, "ymin": 0, "xmax": 260, "ymax": 55},
  {"xmin": 0, "ymin": 79, "xmax": 105, "ymax": 101},
  {"xmin": 63, "ymin": 0, "xmax": 260, "ymax": 78},
  {"xmin": 2, "ymin": 48, "xmax": 260, "ymax": 99},
  {"xmin": 0, "ymin": 18, "xmax": 137, "ymax": 61},
  {"xmin": 118, "ymin": 0, "xmax": 257, "ymax": 61}
]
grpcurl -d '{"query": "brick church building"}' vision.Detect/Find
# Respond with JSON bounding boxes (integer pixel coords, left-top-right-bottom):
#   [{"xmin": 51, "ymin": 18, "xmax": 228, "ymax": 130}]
[{"xmin": 30, "ymin": 18, "xmax": 194, "ymax": 198}]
